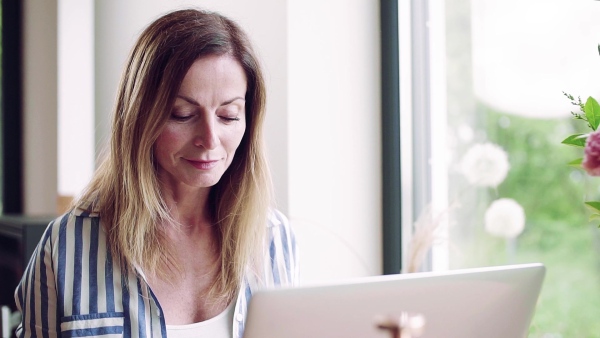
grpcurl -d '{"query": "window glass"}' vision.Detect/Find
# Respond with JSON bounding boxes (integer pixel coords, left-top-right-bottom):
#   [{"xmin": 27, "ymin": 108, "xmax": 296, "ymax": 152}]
[{"xmin": 412, "ymin": 0, "xmax": 600, "ymax": 336}]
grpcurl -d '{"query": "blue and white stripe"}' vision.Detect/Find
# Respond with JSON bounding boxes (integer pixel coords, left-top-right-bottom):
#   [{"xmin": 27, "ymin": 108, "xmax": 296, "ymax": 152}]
[{"xmin": 14, "ymin": 207, "xmax": 298, "ymax": 338}]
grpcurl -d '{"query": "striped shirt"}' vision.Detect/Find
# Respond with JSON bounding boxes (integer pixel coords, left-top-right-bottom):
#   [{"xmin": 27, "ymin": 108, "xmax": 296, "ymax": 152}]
[{"xmin": 14, "ymin": 207, "xmax": 298, "ymax": 338}]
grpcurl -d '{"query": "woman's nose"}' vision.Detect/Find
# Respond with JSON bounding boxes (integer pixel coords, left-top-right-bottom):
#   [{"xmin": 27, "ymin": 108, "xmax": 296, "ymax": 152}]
[{"xmin": 193, "ymin": 118, "xmax": 219, "ymax": 149}]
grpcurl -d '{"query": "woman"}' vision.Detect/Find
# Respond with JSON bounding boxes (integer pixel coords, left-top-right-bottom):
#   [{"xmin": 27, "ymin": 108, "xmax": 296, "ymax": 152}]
[{"xmin": 15, "ymin": 9, "xmax": 297, "ymax": 338}]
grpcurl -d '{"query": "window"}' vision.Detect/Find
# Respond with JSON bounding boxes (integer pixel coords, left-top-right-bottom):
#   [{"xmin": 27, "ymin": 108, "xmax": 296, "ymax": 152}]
[{"xmin": 396, "ymin": 0, "xmax": 600, "ymax": 336}]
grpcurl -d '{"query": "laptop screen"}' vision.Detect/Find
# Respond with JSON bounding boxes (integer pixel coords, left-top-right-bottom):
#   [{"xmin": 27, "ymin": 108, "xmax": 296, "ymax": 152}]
[{"xmin": 244, "ymin": 263, "xmax": 545, "ymax": 338}]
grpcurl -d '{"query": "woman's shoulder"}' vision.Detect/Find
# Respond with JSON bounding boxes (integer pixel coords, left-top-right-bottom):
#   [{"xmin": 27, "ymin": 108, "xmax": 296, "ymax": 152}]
[
  {"xmin": 26, "ymin": 207, "xmax": 108, "ymax": 279},
  {"xmin": 265, "ymin": 209, "xmax": 299, "ymax": 285},
  {"xmin": 43, "ymin": 206, "xmax": 103, "ymax": 242},
  {"xmin": 266, "ymin": 209, "xmax": 295, "ymax": 245},
  {"xmin": 267, "ymin": 209, "xmax": 289, "ymax": 228}
]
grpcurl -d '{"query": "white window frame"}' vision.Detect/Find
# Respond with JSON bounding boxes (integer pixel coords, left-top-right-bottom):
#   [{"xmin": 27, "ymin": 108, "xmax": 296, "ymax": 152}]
[{"xmin": 399, "ymin": 0, "xmax": 449, "ymax": 272}]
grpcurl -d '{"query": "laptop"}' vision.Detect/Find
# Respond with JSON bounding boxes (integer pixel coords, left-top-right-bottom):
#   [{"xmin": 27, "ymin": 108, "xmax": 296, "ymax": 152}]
[{"xmin": 244, "ymin": 263, "xmax": 545, "ymax": 338}]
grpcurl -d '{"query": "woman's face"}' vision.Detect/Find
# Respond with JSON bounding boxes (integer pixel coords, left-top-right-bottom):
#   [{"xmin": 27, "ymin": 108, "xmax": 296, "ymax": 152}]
[{"xmin": 154, "ymin": 55, "xmax": 247, "ymax": 193}]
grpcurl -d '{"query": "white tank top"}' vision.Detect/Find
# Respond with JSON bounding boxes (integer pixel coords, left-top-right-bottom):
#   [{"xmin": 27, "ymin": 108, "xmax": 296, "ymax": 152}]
[{"xmin": 166, "ymin": 302, "xmax": 235, "ymax": 338}]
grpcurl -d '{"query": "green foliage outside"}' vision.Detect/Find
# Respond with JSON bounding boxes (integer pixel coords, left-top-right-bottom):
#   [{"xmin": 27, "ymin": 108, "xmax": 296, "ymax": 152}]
[{"xmin": 450, "ymin": 106, "xmax": 600, "ymax": 337}]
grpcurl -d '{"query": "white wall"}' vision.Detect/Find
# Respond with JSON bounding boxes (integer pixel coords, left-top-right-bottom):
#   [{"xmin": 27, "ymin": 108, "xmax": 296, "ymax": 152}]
[
  {"xmin": 25, "ymin": 0, "xmax": 382, "ymax": 283},
  {"xmin": 288, "ymin": 0, "xmax": 382, "ymax": 282},
  {"xmin": 58, "ymin": 0, "xmax": 95, "ymax": 200},
  {"xmin": 23, "ymin": 0, "xmax": 58, "ymax": 215}
]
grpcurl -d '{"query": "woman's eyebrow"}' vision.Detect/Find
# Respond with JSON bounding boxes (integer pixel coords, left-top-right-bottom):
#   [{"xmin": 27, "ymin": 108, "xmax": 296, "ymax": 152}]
[
  {"xmin": 176, "ymin": 94, "xmax": 245, "ymax": 107},
  {"xmin": 221, "ymin": 97, "xmax": 246, "ymax": 106}
]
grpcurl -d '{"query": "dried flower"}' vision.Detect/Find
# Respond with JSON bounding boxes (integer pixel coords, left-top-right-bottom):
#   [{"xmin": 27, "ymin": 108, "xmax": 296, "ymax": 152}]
[
  {"xmin": 460, "ymin": 143, "xmax": 510, "ymax": 188},
  {"xmin": 583, "ymin": 130, "xmax": 600, "ymax": 176},
  {"xmin": 404, "ymin": 204, "xmax": 451, "ymax": 273},
  {"xmin": 484, "ymin": 198, "xmax": 526, "ymax": 238}
]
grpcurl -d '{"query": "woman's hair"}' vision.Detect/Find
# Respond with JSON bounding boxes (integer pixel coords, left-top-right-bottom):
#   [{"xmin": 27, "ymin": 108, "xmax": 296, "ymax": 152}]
[{"xmin": 75, "ymin": 8, "xmax": 272, "ymax": 300}]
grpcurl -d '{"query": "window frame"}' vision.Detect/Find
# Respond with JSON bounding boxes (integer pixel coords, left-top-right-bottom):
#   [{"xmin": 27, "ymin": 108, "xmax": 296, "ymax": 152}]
[
  {"xmin": 381, "ymin": 0, "xmax": 402, "ymax": 274},
  {"xmin": 382, "ymin": 0, "xmax": 450, "ymax": 274}
]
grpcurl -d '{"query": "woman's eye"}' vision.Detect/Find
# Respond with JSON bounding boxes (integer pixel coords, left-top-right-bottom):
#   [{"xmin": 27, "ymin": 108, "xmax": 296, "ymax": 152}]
[
  {"xmin": 220, "ymin": 116, "xmax": 241, "ymax": 122},
  {"xmin": 170, "ymin": 114, "xmax": 193, "ymax": 122}
]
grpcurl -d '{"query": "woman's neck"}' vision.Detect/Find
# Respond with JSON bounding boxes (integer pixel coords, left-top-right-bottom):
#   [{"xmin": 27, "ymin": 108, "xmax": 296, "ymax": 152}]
[{"xmin": 161, "ymin": 183, "xmax": 213, "ymax": 228}]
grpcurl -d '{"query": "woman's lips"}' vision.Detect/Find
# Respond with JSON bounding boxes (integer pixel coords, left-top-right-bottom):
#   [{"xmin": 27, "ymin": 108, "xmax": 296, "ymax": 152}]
[{"xmin": 186, "ymin": 159, "xmax": 219, "ymax": 170}]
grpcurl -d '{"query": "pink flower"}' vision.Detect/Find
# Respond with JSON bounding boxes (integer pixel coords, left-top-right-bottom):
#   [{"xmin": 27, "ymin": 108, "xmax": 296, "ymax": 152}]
[{"xmin": 583, "ymin": 130, "xmax": 600, "ymax": 176}]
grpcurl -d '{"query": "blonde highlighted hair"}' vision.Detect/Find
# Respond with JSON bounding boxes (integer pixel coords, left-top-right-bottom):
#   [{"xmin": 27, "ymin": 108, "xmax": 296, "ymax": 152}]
[{"xmin": 75, "ymin": 9, "xmax": 272, "ymax": 300}]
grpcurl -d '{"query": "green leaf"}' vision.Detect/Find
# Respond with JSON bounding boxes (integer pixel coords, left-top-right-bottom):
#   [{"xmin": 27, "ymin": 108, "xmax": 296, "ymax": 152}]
[
  {"xmin": 561, "ymin": 134, "xmax": 588, "ymax": 147},
  {"xmin": 567, "ymin": 158, "xmax": 583, "ymax": 168},
  {"xmin": 589, "ymin": 213, "xmax": 600, "ymax": 221},
  {"xmin": 584, "ymin": 97, "xmax": 600, "ymax": 130},
  {"xmin": 584, "ymin": 201, "xmax": 600, "ymax": 213},
  {"xmin": 585, "ymin": 202, "xmax": 600, "ymax": 228},
  {"xmin": 590, "ymin": 213, "xmax": 600, "ymax": 228}
]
